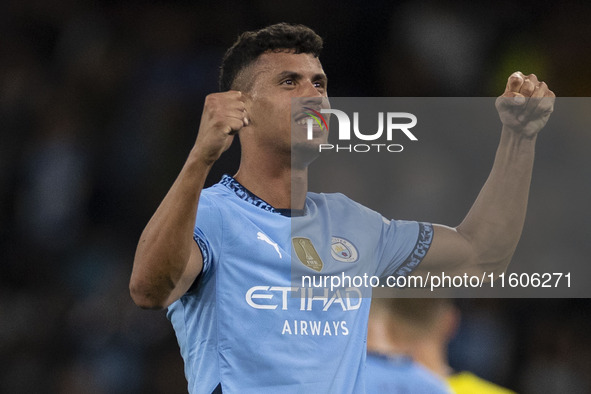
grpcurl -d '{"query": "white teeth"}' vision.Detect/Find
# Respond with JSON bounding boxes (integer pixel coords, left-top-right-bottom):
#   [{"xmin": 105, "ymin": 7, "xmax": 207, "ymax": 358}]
[{"xmin": 295, "ymin": 118, "xmax": 315, "ymax": 125}]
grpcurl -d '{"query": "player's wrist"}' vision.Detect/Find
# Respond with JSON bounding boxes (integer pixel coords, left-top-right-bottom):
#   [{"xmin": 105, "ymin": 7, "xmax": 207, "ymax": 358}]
[
  {"xmin": 501, "ymin": 124, "xmax": 540, "ymax": 142},
  {"xmin": 498, "ymin": 126, "xmax": 538, "ymax": 156},
  {"xmin": 188, "ymin": 145, "xmax": 220, "ymax": 168}
]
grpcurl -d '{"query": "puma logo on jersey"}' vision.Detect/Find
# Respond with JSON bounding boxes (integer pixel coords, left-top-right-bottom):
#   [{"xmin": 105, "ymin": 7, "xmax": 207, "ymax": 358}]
[{"xmin": 257, "ymin": 231, "xmax": 282, "ymax": 259}]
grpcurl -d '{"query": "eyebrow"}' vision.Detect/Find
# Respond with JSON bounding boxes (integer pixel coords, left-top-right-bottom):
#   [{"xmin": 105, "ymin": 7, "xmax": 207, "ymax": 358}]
[{"xmin": 275, "ymin": 71, "xmax": 328, "ymax": 83}]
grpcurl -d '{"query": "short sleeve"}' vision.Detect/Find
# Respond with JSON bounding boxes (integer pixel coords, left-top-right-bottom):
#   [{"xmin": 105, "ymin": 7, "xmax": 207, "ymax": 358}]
[
  {"xmin": 374, "ymin": 218, "xmax": 434, "ymax": 278},
  {"xmin": 192, "ymin": 192, "xmax": 223, "ymax": 277},
  {"xmin": 193, "ymin": 227, "xmax": 212, "ymax": 274}
]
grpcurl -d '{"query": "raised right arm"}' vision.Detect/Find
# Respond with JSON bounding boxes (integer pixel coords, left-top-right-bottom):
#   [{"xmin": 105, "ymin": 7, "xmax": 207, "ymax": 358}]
[{"xmin": 129, "ymin": 91, "xmax": 248, "ymax": 309}]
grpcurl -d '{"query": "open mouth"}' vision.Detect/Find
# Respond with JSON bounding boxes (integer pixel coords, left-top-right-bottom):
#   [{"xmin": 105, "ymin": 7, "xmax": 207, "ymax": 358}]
[
  {"xmin": 293, "ymin": 107, "xmax": 328, "ymax": 130},
  {"xmin": 294, "ymin": 116, "xmax": 320, "ymax": 126}
]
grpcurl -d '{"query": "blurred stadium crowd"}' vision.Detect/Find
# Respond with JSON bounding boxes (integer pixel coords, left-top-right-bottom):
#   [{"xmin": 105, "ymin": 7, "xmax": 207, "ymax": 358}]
[{"xmin": 1, "ymin": 0, "xmax": 591, "ymax": 393}]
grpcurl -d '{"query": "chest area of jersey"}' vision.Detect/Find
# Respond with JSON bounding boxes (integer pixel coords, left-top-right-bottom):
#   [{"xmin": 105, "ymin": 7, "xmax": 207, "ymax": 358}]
[
  {"xmin": 223, "ymin": 215, "xmax": 375, "ymax": 278},
  {"xmin": 220, "ymin": 218, "xmax": 375, "ymax": 313}
]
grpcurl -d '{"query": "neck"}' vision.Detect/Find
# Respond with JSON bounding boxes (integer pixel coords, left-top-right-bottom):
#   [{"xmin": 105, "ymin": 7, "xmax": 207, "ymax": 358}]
[
  {"xmin": 234, "ymin": 151, "xmax": 308, "ymax": 210},
  {"xmin": 386, "ymin": 335, "xmax": 451, "ymax": 379},
  {"xmin": 404, "ymin": 339, "xmax": 451, "ymax": 379},
  {"xmin": 367, "ymin": 316, "xmax": 400, "ymax": 356}
]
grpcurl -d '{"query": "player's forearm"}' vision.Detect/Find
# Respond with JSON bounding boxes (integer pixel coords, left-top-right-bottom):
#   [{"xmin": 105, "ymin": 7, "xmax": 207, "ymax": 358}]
[
  {"xmin": 130, "ymin": 148, "xmax": 211, "ymax": 308},
  {"xmin": 456, "ymin": 126, "xmax": 536, "ymax": 272}
]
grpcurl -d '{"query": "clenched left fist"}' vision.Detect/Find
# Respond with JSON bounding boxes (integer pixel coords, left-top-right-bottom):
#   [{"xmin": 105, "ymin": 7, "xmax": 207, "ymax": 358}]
[{"xmin": 496, "ymin": 72, "xmax": 555, "ymax": 138}]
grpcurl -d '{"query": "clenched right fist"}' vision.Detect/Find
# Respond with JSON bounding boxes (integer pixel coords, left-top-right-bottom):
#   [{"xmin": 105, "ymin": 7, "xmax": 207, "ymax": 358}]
[{"xmin": 193, "ymin": 91, "xmax": 249, "ymax": 165}]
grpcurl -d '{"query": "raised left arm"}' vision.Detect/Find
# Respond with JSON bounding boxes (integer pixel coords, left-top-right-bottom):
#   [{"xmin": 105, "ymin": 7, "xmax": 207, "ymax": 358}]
[{"xmin": 416, "ymin": 72, "xmax": 555, "ymax": 277}]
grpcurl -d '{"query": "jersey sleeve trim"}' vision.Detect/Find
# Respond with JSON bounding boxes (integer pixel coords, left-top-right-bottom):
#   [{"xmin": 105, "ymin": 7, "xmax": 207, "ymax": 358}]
[
  {"xmin": 185, "ymin": 228, "xmax": 210, "ymax": 293},
  {"xmin": 193, "ymin": 228, "xmax": 210, "ymax": 271},
  {"xmin": 394, "ymin": 222, "xmax": 434, "ymax": 277},
  {"xmin": 187, "ymin": 190, "xmax": 223, "ymax": 293}
]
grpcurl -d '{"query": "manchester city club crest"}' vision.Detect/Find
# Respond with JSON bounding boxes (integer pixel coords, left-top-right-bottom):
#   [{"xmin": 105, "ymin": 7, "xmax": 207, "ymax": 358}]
[
  {"xmin": 331, "ymin": 237, "xmax": 359, "ymax": 263},
  {"xmin": 292, "ymin": 237, "xmax": 324, "ymax": 272}
]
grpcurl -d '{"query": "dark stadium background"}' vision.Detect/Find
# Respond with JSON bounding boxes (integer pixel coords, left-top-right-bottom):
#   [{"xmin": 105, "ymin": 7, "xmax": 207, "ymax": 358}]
[{"xmin": 1, "ymin": 0, "xmax": 590, "ymax": 392}]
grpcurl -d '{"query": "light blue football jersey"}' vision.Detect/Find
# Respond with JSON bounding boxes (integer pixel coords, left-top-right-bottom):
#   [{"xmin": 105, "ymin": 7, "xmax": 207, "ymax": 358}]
[
  {"xmin": 167, "ymin": 175, "xmax": 433, "ymax": 394},
  {"xmin": 365, "ymin": 353, "xmax": 452, "ymax": 394}
]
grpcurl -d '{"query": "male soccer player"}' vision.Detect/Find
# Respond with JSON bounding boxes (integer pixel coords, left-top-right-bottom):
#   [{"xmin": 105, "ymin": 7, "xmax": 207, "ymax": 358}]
[
  {"xmin": 367, "ymin": 298, "xmax": 515, "ymax": 394},
  {"xmin": 129, "ymin": 23, "xmax": 554, "ymax": 393},
  {"xmin": 366, "ymin": 298, "xmax": 451, "ymax": 393}
]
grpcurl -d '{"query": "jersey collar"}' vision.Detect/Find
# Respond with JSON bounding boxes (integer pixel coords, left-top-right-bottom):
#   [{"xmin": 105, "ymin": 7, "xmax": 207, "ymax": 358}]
[{"xmin": 220, "ymin": 175, "xmax": 305, "ymax": 217}]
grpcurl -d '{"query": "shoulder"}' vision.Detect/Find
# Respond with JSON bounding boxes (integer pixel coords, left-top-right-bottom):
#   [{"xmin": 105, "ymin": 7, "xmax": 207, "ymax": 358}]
[
  {"xmin": 201, "ymin": 181, "xmax": 230, "ymax": 200},
  {"xmin": 198, "ymin": 181, "xmax": 236, "ymax": 213},
  {"xmin": 366, "ymin": 354, "xmax": 451, "ymax": 393},
  {"xmin": 308, "ymin": 191, "xmax": 358, "ymax": 203},
  {"xmin": 193, "ymin": 182, "xmax": 234, "ymax": 236},
  {"xmin": 307, "ymin": 191, "xmax": 379, "ymax": 215},
  {"xmin": 307, "ymin": 192, "xmax": 402, "ymax": 235}
]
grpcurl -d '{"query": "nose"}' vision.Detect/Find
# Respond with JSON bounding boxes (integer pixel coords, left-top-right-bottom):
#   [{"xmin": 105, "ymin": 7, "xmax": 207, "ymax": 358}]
[
  {"xmin": 300, "ymin": 82, "xmax": 329, "ymax": 108},
  {"xmin": 301, "ymin": 80, "xmax": 324, "ymax": 97},
  {"xmin": 300, "ymin": 95, "xmax": 330, "ymax": 112},
  {"xmin": 301, "ymin": 95, "xmax": 323, "ymax": 108}
]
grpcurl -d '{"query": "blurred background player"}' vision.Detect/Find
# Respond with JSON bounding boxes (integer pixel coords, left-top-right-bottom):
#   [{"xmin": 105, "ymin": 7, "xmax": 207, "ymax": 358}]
[
  {"xmin": 366, "ymin": 298, "xmax": 451, "ymax": 393},
  {"xmin": 367, "ymin": 298, "xmax": 515, "ymax": 393}
]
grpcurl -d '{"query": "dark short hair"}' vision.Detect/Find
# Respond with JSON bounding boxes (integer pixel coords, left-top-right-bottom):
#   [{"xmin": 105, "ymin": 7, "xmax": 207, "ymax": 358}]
[
  {"xmin": 376, "ymin": 298, "xmax": 453, "ymax": 328},
  {"xmin": 219, "ymin": 23, "xmax": 323, "ymax": 91}
]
